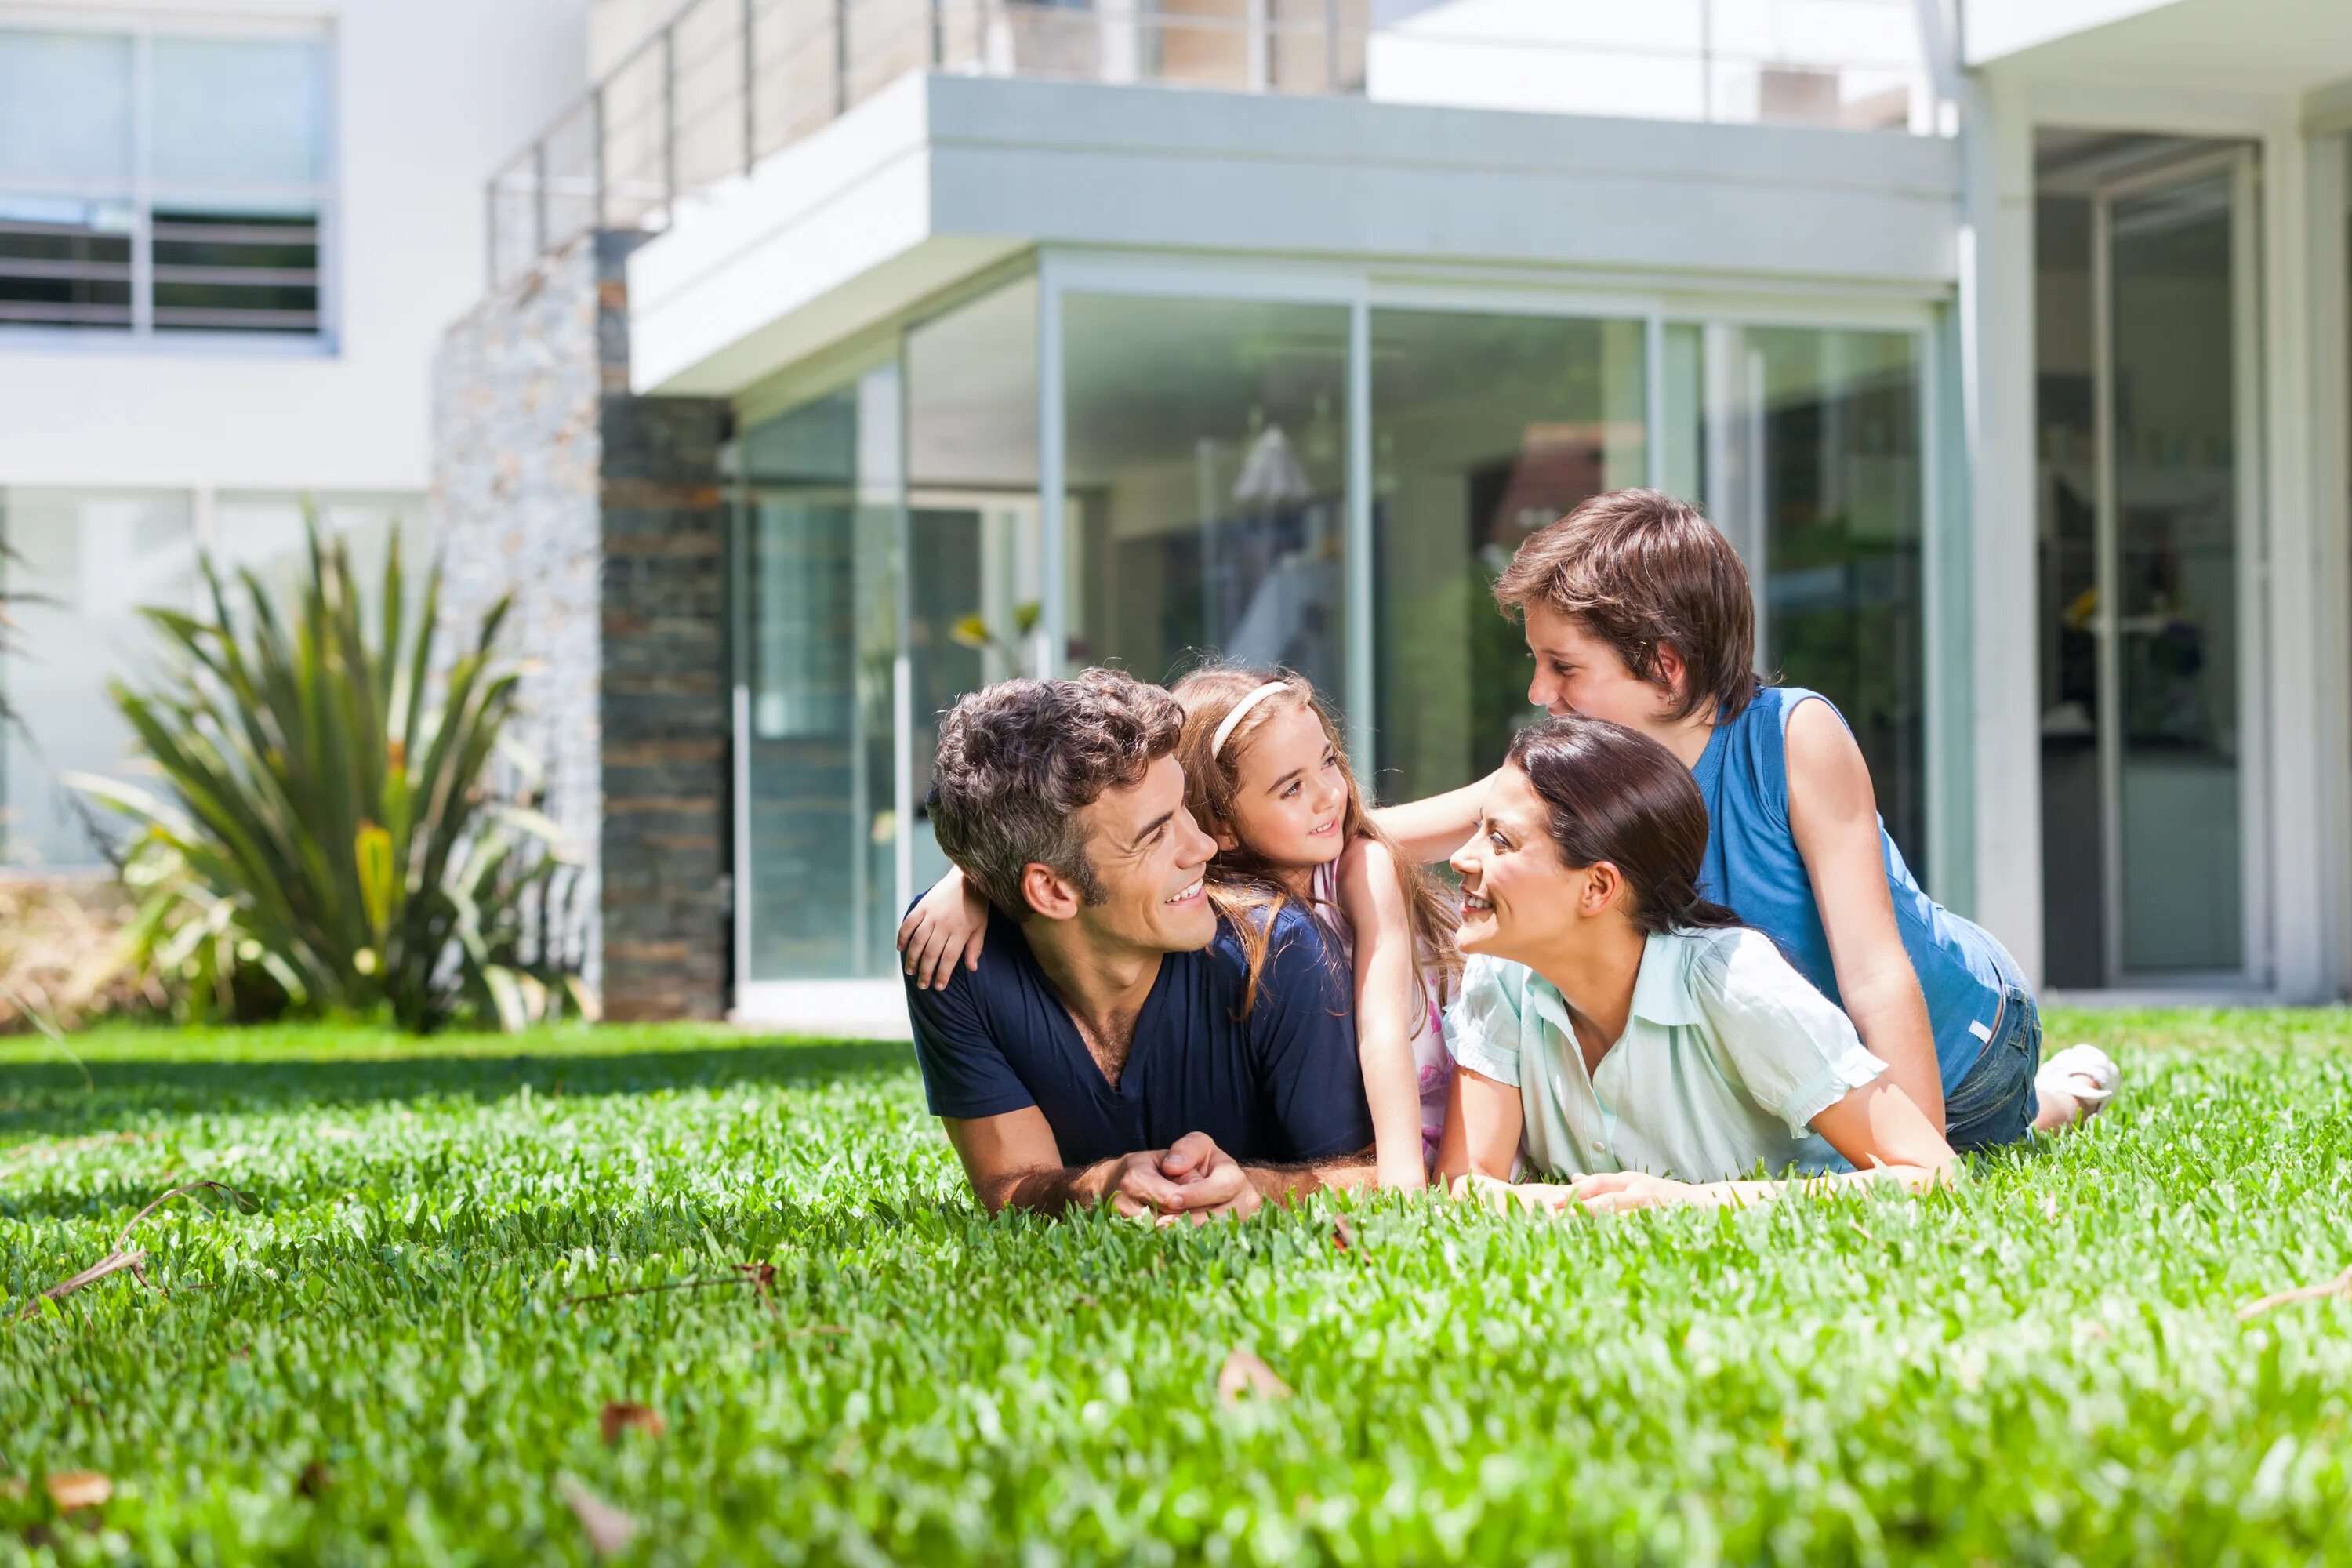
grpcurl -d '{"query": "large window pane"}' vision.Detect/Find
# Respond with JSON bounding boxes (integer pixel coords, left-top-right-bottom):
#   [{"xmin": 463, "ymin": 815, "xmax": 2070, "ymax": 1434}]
[
  {"xmin": 0, "ymin": 31, "xmax": 135, "ymax": 329},
  {"xmin": 0, "ymin": 31, "xmax": 132, "ymax": 185},
  {"xmin": 1739, "ymin": 327, "xmax": 1929, "ymax": 869},
  {"xmin": 906, "ymin": 278, "xmax": 1042, "ymax": 897},
  {"xmin": 1, "ymin": 488, "xmax": 195, "ymax": 868},
  {"xmin": 1370, "ymin": 309, "xmax": 1649, "ymax": 800},
  {"xmin": 1064, "ymin": 293, "xmax": 1350, "ymax": 703},
  {"xmin": 213, "ymin": 492, "xmax": 419, "ymax": 593},
  {"xmin": 150, "ymin": 37, "xmax": 326, "ymax": 186},
  {"xmin": 0, "ymin": 27, "xmax": 325, "ymax": 337},
  {"xmin": 2108, "ymin": 172, "xmax": 2242, "ymax": 976},
  {"xmin": 737, "ymin": 370, "xmax": 900, "ymax": 982},
  {"xmin": 2035, "ymin": 191, "xmax": 2103, "ymax": 987}
]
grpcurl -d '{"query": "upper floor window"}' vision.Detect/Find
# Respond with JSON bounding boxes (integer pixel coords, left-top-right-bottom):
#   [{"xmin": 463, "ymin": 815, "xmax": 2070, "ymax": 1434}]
[{"xmin": 0, "ymin": 20, "xmax": 330, "ymax": 342}]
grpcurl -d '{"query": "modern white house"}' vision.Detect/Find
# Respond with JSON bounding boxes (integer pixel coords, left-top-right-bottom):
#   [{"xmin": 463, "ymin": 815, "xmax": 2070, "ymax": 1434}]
[
  {"xmin": 11, "ymin": 0, "xmax": 2352, "ymax": 1029},
  {"xmin": 0, "ymin": 0, "xmax": 591, "ymax": 866}
]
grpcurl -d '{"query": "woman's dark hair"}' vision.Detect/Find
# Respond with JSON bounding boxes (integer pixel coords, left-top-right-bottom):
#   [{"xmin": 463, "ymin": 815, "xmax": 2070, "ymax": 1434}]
[{"xmin": 1504, "ymin": 715, "xmax": 1740, "ymax": 935}]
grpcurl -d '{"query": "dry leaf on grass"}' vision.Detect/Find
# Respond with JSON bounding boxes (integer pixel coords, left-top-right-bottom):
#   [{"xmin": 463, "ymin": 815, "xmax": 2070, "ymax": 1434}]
[
  {"xmin": 1218, "ymin": 1348, "xmax": 1290, "ymax": 1405},
  {"xmin": 564, "ymin": 1262, "xmax": 777, "ymax": 1313},
  {"xmin": 45, "ymin": 1472, "xmax": 111, "ymax": 1512},
  {"xmin": 559, "ymin": 1477, "xmax": 637, "ymax": 1557},
  {"xmin": 2238, "ymin": 1265, "xmax": 2352, "ymax": 1320},
  {"xmin": 1331, "ymin": 1217, "xmax": 1355, "ymax": 1254},
  {"xmin": 297, "ymin": 1461, "xmax": 332, "ymax": 1497},
  {"xmin": 16, "ymin": 1179, "xmax": 250, "ymax": 1320},
  {"xmin": 599, "ymin": 1403, "xmax": 666, "ymax": 1444},
  {"xmin": 735, "ymin": 1261, "xmax": 781, "ymax": 1321},
  {"xmin": 15, "ymin": 1250, "xmax": 148, "ymax": 1321}
]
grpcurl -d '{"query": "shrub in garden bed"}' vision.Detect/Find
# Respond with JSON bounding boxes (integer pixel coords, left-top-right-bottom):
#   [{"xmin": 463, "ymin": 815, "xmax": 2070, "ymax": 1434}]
[{"xmin": 70, "ymin": 522, "xmax": 592, "ymax": 1033}]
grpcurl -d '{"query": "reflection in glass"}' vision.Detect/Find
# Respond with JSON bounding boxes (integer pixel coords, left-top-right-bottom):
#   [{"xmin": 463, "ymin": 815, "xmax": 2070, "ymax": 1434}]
[
  {"xmin": 2035, "ymin": 191, "xmax": 2105, "ymax": 987},
  {"xmin": 1660, "ymin": 321, "xmax": 1705, "ymax": 503},
  {"xmin": 737, "ymin": 370, "xmax": 899, "ymax": 981},
  {"xmin": 906, "ymin": 278, "xmax": 1043, "ymax": 896},
  {"xmin": 1370, "ymin": 310, "xmax": 1648, "ymax": 800},
  {"xmin": 0, "ymin": 488, "xmax": 195, "ymax": 866},
  {"xmin": 2108, "ymin": 172, "xmax": 2241, "ymax": 975},
  {"xmin": 149, "ymin": 37, "xmax": 325, "ymax": 185},
  {"xmin": 1730, "ymin": 328, "xmax": 1929, "ymax": 869},
  {"xmin": 1063, "ymin": 294, "xmax": 1350, "ymax": 702},
  {"xmin": 212, "ymin": 492, "xmax": 421, "ymax": 633}
]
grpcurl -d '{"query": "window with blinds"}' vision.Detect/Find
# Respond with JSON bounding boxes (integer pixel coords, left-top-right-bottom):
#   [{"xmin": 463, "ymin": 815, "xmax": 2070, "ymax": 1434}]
[{"xmin": 0, "ymin": 24, "xmax": 329, "ymax": 339}]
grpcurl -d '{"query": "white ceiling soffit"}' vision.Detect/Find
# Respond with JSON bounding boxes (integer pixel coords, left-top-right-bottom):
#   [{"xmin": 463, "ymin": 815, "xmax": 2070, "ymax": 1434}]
[{"xmin": 1967, "ymin": 0, "xmax": 2352, "ymax": 93}]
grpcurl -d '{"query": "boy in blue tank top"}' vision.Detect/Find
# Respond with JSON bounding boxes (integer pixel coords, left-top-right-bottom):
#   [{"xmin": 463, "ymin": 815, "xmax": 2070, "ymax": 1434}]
[{"xmin": 1381, "ymin": 489, "xmax": 2118, "ymax": 1150}]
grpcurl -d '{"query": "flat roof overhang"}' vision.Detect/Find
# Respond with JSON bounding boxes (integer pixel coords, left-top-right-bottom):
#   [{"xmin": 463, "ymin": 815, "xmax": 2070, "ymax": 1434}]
[
  {"xmin": 1967, "ymin": 0, "xmax": 2352, "ymax": 96},
  {"xmin": 624, "ymin": 73, "xmax": 1962, "ymax": 399}
]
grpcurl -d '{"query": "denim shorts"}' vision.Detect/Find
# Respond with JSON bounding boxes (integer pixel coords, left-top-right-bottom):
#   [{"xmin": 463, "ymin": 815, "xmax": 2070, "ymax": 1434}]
[{"xmin": 1944, "ymin": 984, "xmax": 2042, "ymax": 1152}]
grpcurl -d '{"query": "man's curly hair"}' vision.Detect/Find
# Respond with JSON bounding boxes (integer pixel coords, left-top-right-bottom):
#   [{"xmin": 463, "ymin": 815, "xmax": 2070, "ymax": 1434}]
[{"xmin": 927, "ymin": 670, "xmax": 1183, "ymax": 917}]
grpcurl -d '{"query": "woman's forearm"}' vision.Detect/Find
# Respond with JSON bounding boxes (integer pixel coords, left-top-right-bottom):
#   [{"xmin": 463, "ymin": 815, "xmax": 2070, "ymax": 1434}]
[{"xmin": 1704, "ymin": 1160, "xmax": 1953, "ymax": 1208}]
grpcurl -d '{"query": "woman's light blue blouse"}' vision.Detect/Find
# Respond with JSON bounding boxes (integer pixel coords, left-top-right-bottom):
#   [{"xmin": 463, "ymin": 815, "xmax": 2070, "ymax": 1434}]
[{"xmin": 1446, "ymin": 927, "xmax": 1885, "ymax": 1181}]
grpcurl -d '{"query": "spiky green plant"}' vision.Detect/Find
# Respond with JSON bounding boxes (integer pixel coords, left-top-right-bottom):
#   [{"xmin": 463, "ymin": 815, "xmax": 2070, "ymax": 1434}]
[{"xmin": 68, "ymin": 521, "xmax": 593, "ymax": 1032}]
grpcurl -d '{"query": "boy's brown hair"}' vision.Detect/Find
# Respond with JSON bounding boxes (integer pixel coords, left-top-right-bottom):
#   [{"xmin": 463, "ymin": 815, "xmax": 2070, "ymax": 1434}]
[{"xmin": 1490, "ymin": 488, "xmax": 1760, "ymax": 723}]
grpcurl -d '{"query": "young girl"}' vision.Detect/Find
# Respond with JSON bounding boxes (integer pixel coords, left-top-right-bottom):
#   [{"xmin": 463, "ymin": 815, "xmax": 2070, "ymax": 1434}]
[
  {"xmin": 901, "ymin": 667, "xmax": 1460, "ymax": 1189},
  {"xmin": 1386, "ymin": 488, "xmax": 2118, "ymax": 1152},
  {"xmin": 1439, "ymin": 714, "xmax": 1959, "ymax": 1212}
]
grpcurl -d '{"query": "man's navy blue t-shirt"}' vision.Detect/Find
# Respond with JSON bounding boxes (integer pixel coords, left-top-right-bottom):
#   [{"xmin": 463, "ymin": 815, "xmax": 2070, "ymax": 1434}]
[{"xmin": 904, "ymin": 899, "xmax": 1374, "ymax": 1169}]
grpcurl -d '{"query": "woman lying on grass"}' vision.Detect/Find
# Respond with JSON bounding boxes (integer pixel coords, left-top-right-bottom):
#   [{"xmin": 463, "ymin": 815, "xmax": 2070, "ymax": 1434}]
[
  {"xmin": 1437, "ymin": 715, "xmax": 1960, "ymax": 1214},
  {"xmin": 1389, "ymin": 489, "xmax": 2117, "ymax": 1149}
]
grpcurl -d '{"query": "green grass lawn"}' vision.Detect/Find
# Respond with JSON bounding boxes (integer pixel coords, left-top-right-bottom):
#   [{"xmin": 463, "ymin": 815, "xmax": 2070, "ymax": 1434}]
[{"xmin": 4, "ymin": 1009, "xmax": 2352, "ymax": 1565}]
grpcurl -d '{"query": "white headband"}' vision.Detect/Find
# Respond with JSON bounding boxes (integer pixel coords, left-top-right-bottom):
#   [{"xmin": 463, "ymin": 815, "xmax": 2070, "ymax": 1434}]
[{"xmin": 1210, "ymin": 681, "xmax": 1293, "ymax": 761}]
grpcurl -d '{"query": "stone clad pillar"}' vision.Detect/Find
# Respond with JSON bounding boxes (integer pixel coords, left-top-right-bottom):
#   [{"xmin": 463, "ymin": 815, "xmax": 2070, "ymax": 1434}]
[{"xmin": 433, "ymin": 231, "xmax": 731, "ymax": 1021}]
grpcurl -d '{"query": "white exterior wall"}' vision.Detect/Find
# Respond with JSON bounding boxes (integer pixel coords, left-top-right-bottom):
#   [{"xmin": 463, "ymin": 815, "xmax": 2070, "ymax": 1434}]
[{"xmin": 0, "ymin": 0, "xmax": 592, "ymax": 494}]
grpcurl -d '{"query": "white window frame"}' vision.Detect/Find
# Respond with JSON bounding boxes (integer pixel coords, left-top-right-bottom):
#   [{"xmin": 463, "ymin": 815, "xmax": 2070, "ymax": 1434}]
[{"xmin": 0, "ymin": 8, "xmax": 338, "ymax": 355}]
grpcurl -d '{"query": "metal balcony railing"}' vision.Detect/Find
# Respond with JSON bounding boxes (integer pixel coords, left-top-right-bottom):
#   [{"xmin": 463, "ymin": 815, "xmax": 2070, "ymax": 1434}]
[{"xmin": 486, "ymin": 0, "xmax": 1938, "ymax": 288}]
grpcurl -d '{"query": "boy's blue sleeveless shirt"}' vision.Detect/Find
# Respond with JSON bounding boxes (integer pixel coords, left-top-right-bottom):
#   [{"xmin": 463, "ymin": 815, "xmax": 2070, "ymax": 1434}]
[{"xmin": 1690, "ymin": 685, "xmax": 2016, "ymax": 1094}]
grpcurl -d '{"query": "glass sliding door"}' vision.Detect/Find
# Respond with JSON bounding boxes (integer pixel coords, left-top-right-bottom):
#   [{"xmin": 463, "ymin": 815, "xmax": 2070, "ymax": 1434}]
[
  {"xmin": 1062, "ymin": 292, "xmax": 1351, "ymax": 703},
  {"xmin": 0, "ymin": 488, "xmax": 195, "ymax": 866},
  {"xmin": 2035, "ymin": 186, "xmax": 2104, "ymax": 988},
  {"xmin": 2094, "ymin": 158, "xmax": 2256, "ymax": 981},
  {"xmin": 735, "ymin": 367, "xmax": 902, "ymax": 982},
  {"xmin": 1368, "ymin": 308, "xmax": 1649, "ymax": 800},
  {"xmin": 906, "ymin": 277, "xmax": 1044, "ymax": 898},
  {"xmin": 1682, "ymin": 325, "xmax": 1932, "ymax": 875},
  {"xmin": 2035, "ymin": 135, "xmax": 2263, "ymax": 990}
]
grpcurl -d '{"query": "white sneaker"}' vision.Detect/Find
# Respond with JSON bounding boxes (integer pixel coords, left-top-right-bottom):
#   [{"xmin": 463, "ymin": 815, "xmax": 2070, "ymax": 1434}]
[{"xmin": 2038, "ymin": 1043, "xmax": 2121, "ymax": 1121}]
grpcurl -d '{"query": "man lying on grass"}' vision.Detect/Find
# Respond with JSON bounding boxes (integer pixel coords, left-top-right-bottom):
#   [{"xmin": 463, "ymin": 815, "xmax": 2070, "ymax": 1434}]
[
  {"xmin": 906, "ymin": 670, "xmax": 1377, "ymax": 1220},
  {"xmin": 1438, "ymin": 716, "xmax": 1961, "ymax": 1213}
]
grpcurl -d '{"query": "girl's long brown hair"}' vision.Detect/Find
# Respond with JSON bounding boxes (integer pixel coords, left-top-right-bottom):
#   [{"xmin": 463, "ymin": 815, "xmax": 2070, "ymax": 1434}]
[{"xmin": 1170, "ymin": 666, "xmax": 1461, "ymax": 1019}]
